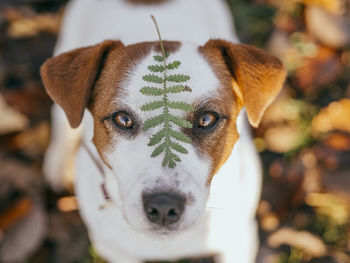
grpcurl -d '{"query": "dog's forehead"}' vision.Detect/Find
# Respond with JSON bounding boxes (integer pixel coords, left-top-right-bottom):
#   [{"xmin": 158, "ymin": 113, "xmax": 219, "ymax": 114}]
[{"xmin": 121, "ymin": 43, "xmax": 220, "ymax": 109}]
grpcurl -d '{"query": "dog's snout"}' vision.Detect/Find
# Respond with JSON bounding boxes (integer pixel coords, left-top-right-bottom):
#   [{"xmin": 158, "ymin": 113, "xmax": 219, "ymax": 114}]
[{"xmin": 143, "ymin": 193, "xmax": 185, "ymax": 226}]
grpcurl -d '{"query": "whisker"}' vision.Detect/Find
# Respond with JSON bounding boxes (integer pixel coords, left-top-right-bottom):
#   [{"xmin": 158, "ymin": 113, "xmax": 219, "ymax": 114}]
[{"xmin": 206, "ymin": 206, "xmax": 223, "ymax": 211}]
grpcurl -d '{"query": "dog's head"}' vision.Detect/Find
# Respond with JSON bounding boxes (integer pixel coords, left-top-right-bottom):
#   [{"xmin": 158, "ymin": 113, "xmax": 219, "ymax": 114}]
[{"xmin": 41, "ymin": 40, "xmax": 285, "ymax": 235}]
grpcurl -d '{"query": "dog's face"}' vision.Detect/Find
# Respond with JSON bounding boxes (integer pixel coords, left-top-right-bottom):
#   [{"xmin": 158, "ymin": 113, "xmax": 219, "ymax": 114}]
[{"xmin": 41, "ymin": 40, "xmax": 285, "ymax": 235}]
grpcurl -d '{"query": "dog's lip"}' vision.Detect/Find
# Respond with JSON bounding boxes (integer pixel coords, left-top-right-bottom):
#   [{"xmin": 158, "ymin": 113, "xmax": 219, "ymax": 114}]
[
  {"xmin": 156, "ymin": 230, "xmax": 173, "ymax": 236},
  {"xmin": 149, "ymin": 223, "xmax": 180, "ymax": 235},
  {"xmin": 148, "ymin": 216, "xmax": 199, "ymax": 235}
]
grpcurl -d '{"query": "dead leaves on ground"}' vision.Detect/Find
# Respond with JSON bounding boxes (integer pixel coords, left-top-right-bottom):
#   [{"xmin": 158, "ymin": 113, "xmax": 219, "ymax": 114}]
[
  {"xmin": 249, "ymin": 0, "xmax": 350, "ymax": 262},
  {"xmin": 0, "ymin": 0, "xmax": 349, "ymax": 262}
]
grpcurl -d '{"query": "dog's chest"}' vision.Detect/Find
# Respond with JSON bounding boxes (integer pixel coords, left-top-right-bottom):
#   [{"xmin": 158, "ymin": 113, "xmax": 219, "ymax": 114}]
[{"xmin": 55, "ymin": 0, "xmax": 238, "ymax": 54}]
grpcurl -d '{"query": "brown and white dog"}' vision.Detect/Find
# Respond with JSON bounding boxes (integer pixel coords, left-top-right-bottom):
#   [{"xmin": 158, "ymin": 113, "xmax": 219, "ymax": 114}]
[{"xmin": 41, "ymin": 0, "xmax": 286, "ymax": 262}]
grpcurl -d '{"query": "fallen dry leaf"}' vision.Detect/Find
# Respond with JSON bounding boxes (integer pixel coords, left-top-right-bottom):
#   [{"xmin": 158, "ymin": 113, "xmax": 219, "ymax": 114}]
[
  {"xmin": 294, "ymin": 45, "xmax": 342, "ymax": 91},
  {"xmin": 303, "ymin": 0, "xmax": 346, "ymax": 15},
  {"xmin": 260, "ymin": 94, "xmax": 301, "ymax": 125},
  {"xmin": 0, "ymin": 94, "xmax": 28, "ymax": 135},
  {"xmin": 312, "ymin": 98, "xmax": 350, "ymax": 134},
  {"xmin": 268, "ymin": 30, "xmax": 319, "ymax": 73},
  {"xmin": 305, "ymin": 192, "xmax": 349, "ymax": 225},
  {"xmin": 268, "ymin": 227, "xmax": 327, "ymax": 257},
  {"xmin": 306, "ymin": 5, "xmax": 350, "ymax": 48},
  {"xmin": 322, "ymin": 169, "xmax": 350, "ymax": 204},
  {"xmin": 0, "ymin": 203, "xmax": 47, "ymax": 263},
  {"xmin": 323, "ymin": 132, "xmax": 350, "ymax": 151},
  {"xmin": 2, "ymin": 83, "xmax": 52, "ymax": 122},
  {"xmin": 302, "ymin": 167, "xmax": 323, "ymax": 193},
  {"xmin": 264, "ymin": 124, "xmax": 304, "ymax": 153},
  {"xmin": 2, "ymin": 122, "xmax": 50, "ymax": 159},
  {"xmin": 0, "ymin": 197, "xmax": 32, "ymax": 232},
  {"xmin": 57, "ymin": 196, "xmax": 78, "ymax": 212},
  {"xmin": 260, "ymin": 213, "xmax": 280, "ymax": 232},
  {"xmin": 269, "ymin": 0, "xmax": 345, "ymax": 15},
  {"xmin": 3, "ymin": 6, "xmax": 61, "ymax": 38}
]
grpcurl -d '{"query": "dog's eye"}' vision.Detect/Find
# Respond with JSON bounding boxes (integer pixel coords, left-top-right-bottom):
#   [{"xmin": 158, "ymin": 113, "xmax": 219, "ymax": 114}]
[
  {"xmin": 196, "ymin": 112, "xmax": 218, "ymax": 130},
  {"xmin": 112, "ymin": 111, "xmax": 134, "ymax": 129}
]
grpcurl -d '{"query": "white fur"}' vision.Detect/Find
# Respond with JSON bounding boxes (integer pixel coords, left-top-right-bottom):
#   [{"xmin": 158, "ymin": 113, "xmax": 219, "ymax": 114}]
[{"xmin": 45, "ymin": 0, "xmax": 262, "ymax": 262}]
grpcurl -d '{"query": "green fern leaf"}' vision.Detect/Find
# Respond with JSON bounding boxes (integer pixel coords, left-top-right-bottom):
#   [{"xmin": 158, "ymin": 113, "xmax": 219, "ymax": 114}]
[
  {"xmin": 153, "ymin": 55, "xmax": 164, "ymax": 62},
  {"xmin": 162, "ymin": 152, "xmax": 177, "ymax": 168},
  {"xmin": 148, "ymin": 65, "xmax": 164, "ymax": 72},
  {"xmin": 148, "ymin": 129, "xmax": 166, "ymax": 146},
  {"xmin": 141, "ymin": 101, "xmax": 164, "ymax": 111},
  {"xmin": 140, "ymin": 86, "xmax": 163, "ymax": 96},
  {"xmin": 151, "ymin": 142, "xmax": 166, "ymax": 157},
  {"xmin": 171, "ymin": 153, "xmax": 181, "ymax": 162},
  {"xmin": 167, "ymin": 74, "xmax": 190, "ymax": 83},
  {"xmin": 168, "ymin": 158, "xmax": 176, "ymax": 168},
  {"xmin": 168, "ymin": 101, "xmax": 194, "ymax": 112},
  {"xmin": 169, "ymin": 129, "xmax": 191, "ymax": 143},
  {"xmin": 168, "ymin": 114, "xmax": 193, "ymax": 128},
  {"xmin": 167, "ymin": 85, "xmax": 185, "ymax": 93},
  {"xmin": 166, "ymin": 61, "xmax": 181, "ymax": 70},
  {"xmin": 143, "ymin": 74, "xmax": 163, "ymax": 84},
  {"xmin": 143, "ymin": 115, "xmax": 164, "ymax": 131},
  {"xmin": 169, "ymin": 141, "xmax": 188, "ymax": 154},
  {"xmin": 162, "ymin": 152, "xmax": 169, "ymax": 167}
]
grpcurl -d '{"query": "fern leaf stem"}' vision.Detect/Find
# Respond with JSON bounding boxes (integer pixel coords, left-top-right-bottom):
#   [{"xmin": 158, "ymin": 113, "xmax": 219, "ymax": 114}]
[
  {"xmin": 151, "ymin": 15, "xmax": 173, "ymax": 167},
  {"xmin": 163, "ymin": 75, "xmax": 171, "ymax": 167},
  {"xmin": 151, "ymin": 15, "xmax": 167, "ymax": 69}
]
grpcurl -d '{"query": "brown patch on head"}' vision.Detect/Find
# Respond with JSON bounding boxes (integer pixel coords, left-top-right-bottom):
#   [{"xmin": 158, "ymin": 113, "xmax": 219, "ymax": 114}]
[
  {"xmin": 125, "ymin": 0, "xmax": 169, "ymax": 5},
  {"xmin": 186, "ymin": 97, "xmax": 241, "ymax": 184},
  {"xmin": 188, "ymin": 46, "xmax": 242, "ymax": 183},
  {"xmin": 202, "ymin": 39, "xmax": 286, "ymax": 127},
  {"xmin": 197, "ymin": 39, "xmax": 286, "ymax": 182},
  {"xmin": 41, "ymin": 40, "xmax": 124, "ymax": 128}
]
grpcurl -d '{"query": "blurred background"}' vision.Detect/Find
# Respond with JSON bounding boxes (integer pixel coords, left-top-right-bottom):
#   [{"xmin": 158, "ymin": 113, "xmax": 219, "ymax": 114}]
[{"xmin": 0, "ymin": 0, "xmax": 349, "ymax": 262}]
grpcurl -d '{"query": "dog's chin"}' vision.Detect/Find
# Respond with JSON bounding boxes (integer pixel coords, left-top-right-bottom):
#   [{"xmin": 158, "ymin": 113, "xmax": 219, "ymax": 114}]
[
  {"xmin": 147, "ymin": 221, "xmax": 195, "ymax": 238},
  {"xmin": 125, "ymin": 217, "xmax": 199, "ymax": 239},
  {"xmin": 150, "ymin": 227, "xmax": 179, "ymax": 237}
]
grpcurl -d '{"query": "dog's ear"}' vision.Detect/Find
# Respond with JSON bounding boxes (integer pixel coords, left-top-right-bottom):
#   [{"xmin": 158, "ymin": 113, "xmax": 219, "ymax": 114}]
[
  {"xmin": 41, "ymin": 40, "xmax": 124, "ymax": 128},
  {"xmin": 202, "ymin": 39, "xmax": 286, "ymax": 127}
]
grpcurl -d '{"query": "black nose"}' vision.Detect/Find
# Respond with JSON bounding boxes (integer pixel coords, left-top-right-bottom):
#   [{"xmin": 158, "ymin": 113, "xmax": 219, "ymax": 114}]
[{"xmin": 143, "ymin": 193, "xmax": 185, "ymax": 226}]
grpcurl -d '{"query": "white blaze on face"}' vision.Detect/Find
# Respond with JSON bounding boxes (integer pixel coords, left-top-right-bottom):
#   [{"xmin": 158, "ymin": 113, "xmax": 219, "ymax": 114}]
[{"xmin": 104, "ymin": 43, "xmax": 221, "ymax": 233}]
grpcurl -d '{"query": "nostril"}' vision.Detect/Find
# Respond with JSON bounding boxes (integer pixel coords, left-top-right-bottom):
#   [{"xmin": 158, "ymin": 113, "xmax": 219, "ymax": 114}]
[
  {"xmin": 142, "ymin": 192, "xmax": 185, "ymax": 226},
  {"xmin": 148, "ymin": 208, "xmax": 158, "ymax": 215},
  {"xmin": 168, "ymin": 208, "xmax": 178, "ymax": 217},
  {"xmin": 146, "ymin": 207, "xmax": 160, "ymax": 222}
]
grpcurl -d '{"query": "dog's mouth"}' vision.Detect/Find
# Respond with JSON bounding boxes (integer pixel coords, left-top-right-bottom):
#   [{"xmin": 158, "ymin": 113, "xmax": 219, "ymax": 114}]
[
  {"xmin": 147, "ymin": 219, "xmax": 198, "ymax": 236},
  {"xmin": 149, "ymin": 224, "xmax": 180, "ymax": 235}
]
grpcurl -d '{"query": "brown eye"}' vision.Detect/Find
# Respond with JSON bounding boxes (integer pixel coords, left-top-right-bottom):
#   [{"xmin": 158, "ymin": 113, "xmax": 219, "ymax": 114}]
[
  {"xmin": 197, "ymin": 112, "xmax": 218, "ymax": 130},
  {"xmin": 112, "ymin": 111, "xmax": 134, "ymax": 129}
]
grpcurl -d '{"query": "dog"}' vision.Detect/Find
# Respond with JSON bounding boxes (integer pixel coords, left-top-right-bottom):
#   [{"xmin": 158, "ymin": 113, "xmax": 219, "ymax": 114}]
[{"xmin": 41, "ymin": 0, "xmax": 286, "ymax": 262}]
